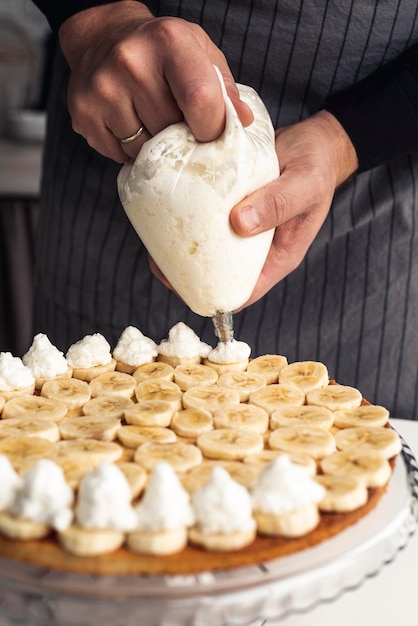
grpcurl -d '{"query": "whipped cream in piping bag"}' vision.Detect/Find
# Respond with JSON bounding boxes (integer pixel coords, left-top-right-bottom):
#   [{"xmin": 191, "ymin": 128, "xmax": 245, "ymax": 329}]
[{"xmin": 117, "ymin": 67, "xmax": 279, "ymax": 318}]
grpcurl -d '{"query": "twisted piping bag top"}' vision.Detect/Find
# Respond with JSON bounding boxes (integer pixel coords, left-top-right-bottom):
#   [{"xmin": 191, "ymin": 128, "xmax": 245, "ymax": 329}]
[{"xmin": 117, "ymin": 67, "xmax": 279, "ymax": 318}]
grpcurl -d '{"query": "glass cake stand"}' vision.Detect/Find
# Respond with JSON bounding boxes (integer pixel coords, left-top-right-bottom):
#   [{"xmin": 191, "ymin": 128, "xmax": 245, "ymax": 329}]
[{"xmin": 0, "ymin": 437, "xmax": 417, "ymax": 626}]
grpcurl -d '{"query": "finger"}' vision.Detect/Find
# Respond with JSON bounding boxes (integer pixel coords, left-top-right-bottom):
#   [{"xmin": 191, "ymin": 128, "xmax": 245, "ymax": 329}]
[
  {"xmin": 165, "ymin": 59, "xmax": 226, "ymax": 141},
  {"xmin": 229, "ymin": 167, "xmax": 319, "ymax": 236},
  {"xmin": 235, "ymin": 216, "xmax": 312, "ymax": 310}
]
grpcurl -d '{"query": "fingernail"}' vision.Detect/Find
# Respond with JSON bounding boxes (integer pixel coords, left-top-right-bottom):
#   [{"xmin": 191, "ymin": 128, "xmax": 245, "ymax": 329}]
[{"xmin": 238, "ymin": 205, "xmax": 260, "ymax": 233}]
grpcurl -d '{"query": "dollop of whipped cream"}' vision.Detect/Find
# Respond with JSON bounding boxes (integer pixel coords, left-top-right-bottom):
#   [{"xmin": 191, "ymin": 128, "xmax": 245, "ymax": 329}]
[
  {"xmin": 135, "ymin": 461, "xmax": 195, "ymax": 531},
  {"xmin": 207, "ymin": 338, "xmax": 251, "ymax": 364},
  {"xmin": 0, "ymin": 352, "xmax": 35, "ymax": 391},
  {"xmin": 192, "ymin": 466, "xmax": 255, "ymax": 534},
  {"xmin": 76, "ymin": 462, "xmax": 137, "ymax": 531},
  {"xmin": 251, "ymin": 455, "xmax": 325, "ymax": 514},
  {"xmin": 23, "ymin": 333, "xmax": 68, "ymax": 378},
  {"xmin": 113, "ymin": 326, "xmax": 158, "ymax": 366},
  {"xmin": 0, "ymin": 454, "xmax": 23, "ymax": 510},
  {"xmin": 158, "ymin": 322, "xmax": 211, "ymax": 359},
  {"xmin": 11, "ymin": 459, "xmax": 74, "ymax": 531},
  {"xmin": 66, "ymin": 333, "xmax": 112, "ymax": 368}
]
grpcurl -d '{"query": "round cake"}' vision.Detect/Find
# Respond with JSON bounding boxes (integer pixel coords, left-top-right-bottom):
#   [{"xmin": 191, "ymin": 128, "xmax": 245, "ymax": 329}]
[{"xmin": 0, "ymin": 326, "xmax": 401, "ymax": 577}]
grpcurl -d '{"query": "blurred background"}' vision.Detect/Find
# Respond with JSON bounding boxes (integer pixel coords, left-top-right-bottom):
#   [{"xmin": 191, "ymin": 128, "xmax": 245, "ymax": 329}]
[{"xmin": 0, "ymin": 0, "xmax": 52, "ymax": 356}]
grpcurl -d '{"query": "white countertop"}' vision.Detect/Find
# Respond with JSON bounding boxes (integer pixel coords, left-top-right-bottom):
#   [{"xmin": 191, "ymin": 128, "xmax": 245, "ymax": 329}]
[{"xmin": 279, "ymin": 418, "xmax": 418, "ymax": 626}]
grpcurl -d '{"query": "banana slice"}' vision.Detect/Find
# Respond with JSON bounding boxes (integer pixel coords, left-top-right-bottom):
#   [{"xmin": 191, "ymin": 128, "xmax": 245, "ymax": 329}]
[
  {"xmin": 216, "ymin": 370, "xmax": 266, "ymax": 402},
  {"xmin": 0, "ymin": 396, "xmax": 5, "ymax": 414},
  {"xmin": 306, "ymin": 384, "xmax": 362, "ymax": 411},
  {"xmin": 124, "ymin": 400, "xmax": 174, "ymax": 427},
  {"xmin": 333, "ymin": 405, "xmax": 390, "ymax": 428},
  {"xmin": 132, "ymin": 361, "xmax": 174, "ymax": 383},
  {"xmin": 33, "ymin": 368, "xmax": 73, "ymax": 392},
  {"xmin": 254, "ymin": 504, "xmax": 320, "ymax": 538},
  {"xmin": 82, "ymin": 394, "xmax": 134, "ymax": 419},
  {"xmin": 334, "ymin": 425, "xmax": 402, "ymax": 459},
  {"xmin": 268, "ymin": 425, "xmax": 336, "ymax": 459},
  {"xmin": 134, "ymin": 441, "xmax": 203, "ymax": 473},
  {"xmin": 197, "ymin": 428, "xmax": 264, "ymax": 461},
  {"xmin": 58, "ymin": 524, "xmax": 124, "ymax": 556},
  {"xmin": 278, "ymin": 360, "xmax": 329, "ymax": 393},
  {"xmin": 56, "ymin": 439, "xmax": 123, "ymax": 465},
  {"xmin": 71, "ymin": 358, "xmax": 117, "ymax": 382},
  {"xmin": 181, "ymin": 460, "xmax": 262, "ymax": 493},
  {"xmin": 182, "ymin": 385, "xmax": 240, "ymax": 413},
  {"xmin": 2, "ymin": 395, "xmax": 68, "ymax": 422},
  {"xmin": 212, "ymin": 404, "xmax": 269, "ymax": 434},
  {"xmin": 0, "ymin": 384, "xmax": 36, "ymax": 402},
  {"xmin": 51, "ymin": 455, "xmax": 98, "ymax": 490},
  {"xmin": 89, "ymin": 371, "xmax": 137, "ymax": 399},
  {"xmin": 270, "ymin": 405, "xmax": 334, "ymax": 431},
  {"xmin": 158, "ymin": 354, "xmax": 202, "ymax": 368},
  {"xmin": 0, "ymin": 436, "xmax": 55, "ymax": 472},
  {"xmin": 202, "ymin": 357, "xmax": 249, "ymax": 376},
  {"xmin": 188, "ymin": 526, "xmax": 256, "ymax": 551},
  {"xmin": 41, "ymin": 377, "xmax": 91, "ymax": 411},
  {"xmin": 0, "ymin": 417, "xmax": 60, "ymax": 443},
  {"xmin": 128, "ymin": 527, "xmax": 189, "ymax": 555},
  {"xmin": 243, "ymin": 450, "xmax": 317, "ymax": 477},
  {"xmin": 314, "ymin": 474, "xmax": 368, "ymax": 512},
  {"xmin": 171, "ymin": 408, "xmax": 213, "ymax": 439},
  {"xmin": 58, "ymin": 415, "xmax": 121, "ymax": 442},
  {"xmin": 320, "ymin": 448, "xmax": 392, "ymax": 488},
  {"xmin": 116, "ymin": 462, "xmax": 148, "ymax": 499},
  {"xmin": 117, "ymin": 425, "xmax": 177, "ymax": 448},
  {"xmin": 134, "ymin": 380, "xmax": 183, "ymax": 411},
  {"xmin": 173, "ymin": 363, "xmax": 218, "ymax": 391},
  {"xmin": 246, "ymin": 354, "xmax": 288, "ymax": 384},
  {"xmin": 0, "ymin": 511, "xmax": 50, "ymax": 540},
  {"xmin": 249, "ymin": 384, "xmax": 305, "ymax": 415}
]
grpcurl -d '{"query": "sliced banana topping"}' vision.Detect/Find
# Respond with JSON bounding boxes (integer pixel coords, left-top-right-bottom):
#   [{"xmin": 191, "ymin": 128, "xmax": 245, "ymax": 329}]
[
  {"xmin": 334, "ymin": 425, "xmax": 402, "ymax": 459},
  {"xmin": 134, "ymin": 441, "xmax": 203, "ymax": 473},
  {"xmin": 278, "ymin": 360, "xmax": 329, "ymax": 393},
  {"xmin": 197, "ymin": 428, "xmax": 264, "ymax": 460},
  {"xmin": 320, "ymin": 448, "xmax": 392, "ymax": 488},
  {"xmin": 306, "ymin": 384, "xmax": 362, "ymax": 411},
  {"xmin": 2, "ymin": 395, "xmax": 68, "ymax": 422},
  {"xmin": 270, "ymin": 405, "xmax": 334, "ymax": 430},
  {"xmin": 333, "ymin": 404, "xmax": 390, "ymax": 428},
  {"xmin": 268, "ymin": 425, "xmax": 336, "ymax": 459},
  {"xmin": 249, "ymin": 384, "xmax": 305, "ymax": 415},
  {"xmin": 246, "ymin": 354, "xmax": 288, "ymax": 384},
  {"xmin": 89, "ymin": 371, "xmax": 137, "ymax": 398},
  {"xmin": 132, "ymin": 361, "xmax": 174, "ymax": 383},
  {"xmin": 173, "ymin": 364, "xmax": 218, "ymax": 391}
]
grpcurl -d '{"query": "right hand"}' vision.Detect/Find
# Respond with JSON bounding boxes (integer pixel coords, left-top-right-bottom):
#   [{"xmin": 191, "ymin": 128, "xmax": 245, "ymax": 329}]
[{"xmin": 58, "ymin": 1, "xmax": 253, "ymax": 162}]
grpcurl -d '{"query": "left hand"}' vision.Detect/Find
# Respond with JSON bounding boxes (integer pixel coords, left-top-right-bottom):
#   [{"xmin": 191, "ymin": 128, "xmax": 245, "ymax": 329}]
[{"xmin": 229, "ymin": 110, "xmax": 359, "ymax": 309}]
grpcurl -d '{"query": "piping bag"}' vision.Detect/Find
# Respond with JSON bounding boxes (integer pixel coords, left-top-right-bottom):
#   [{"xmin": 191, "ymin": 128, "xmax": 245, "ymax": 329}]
[{"xmin": 117, "ymin": 67, "xmax": 279, "ymax": 343}]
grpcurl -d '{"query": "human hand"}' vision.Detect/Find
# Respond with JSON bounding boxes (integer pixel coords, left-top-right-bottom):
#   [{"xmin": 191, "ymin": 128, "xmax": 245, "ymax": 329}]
[
  {"xmin": 229, "ymin": 110, "xmax": 359, "ymax": 308},
  {"xmin": 58, "ymin": 1, "xmax": 253, "ymax": 162}
]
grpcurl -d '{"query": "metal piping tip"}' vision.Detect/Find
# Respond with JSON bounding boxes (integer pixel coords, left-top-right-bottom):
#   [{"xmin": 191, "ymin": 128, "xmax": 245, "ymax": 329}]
[{"xmin": 212, "ymin": 310, "xmax": 234, "ymax": 343}]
